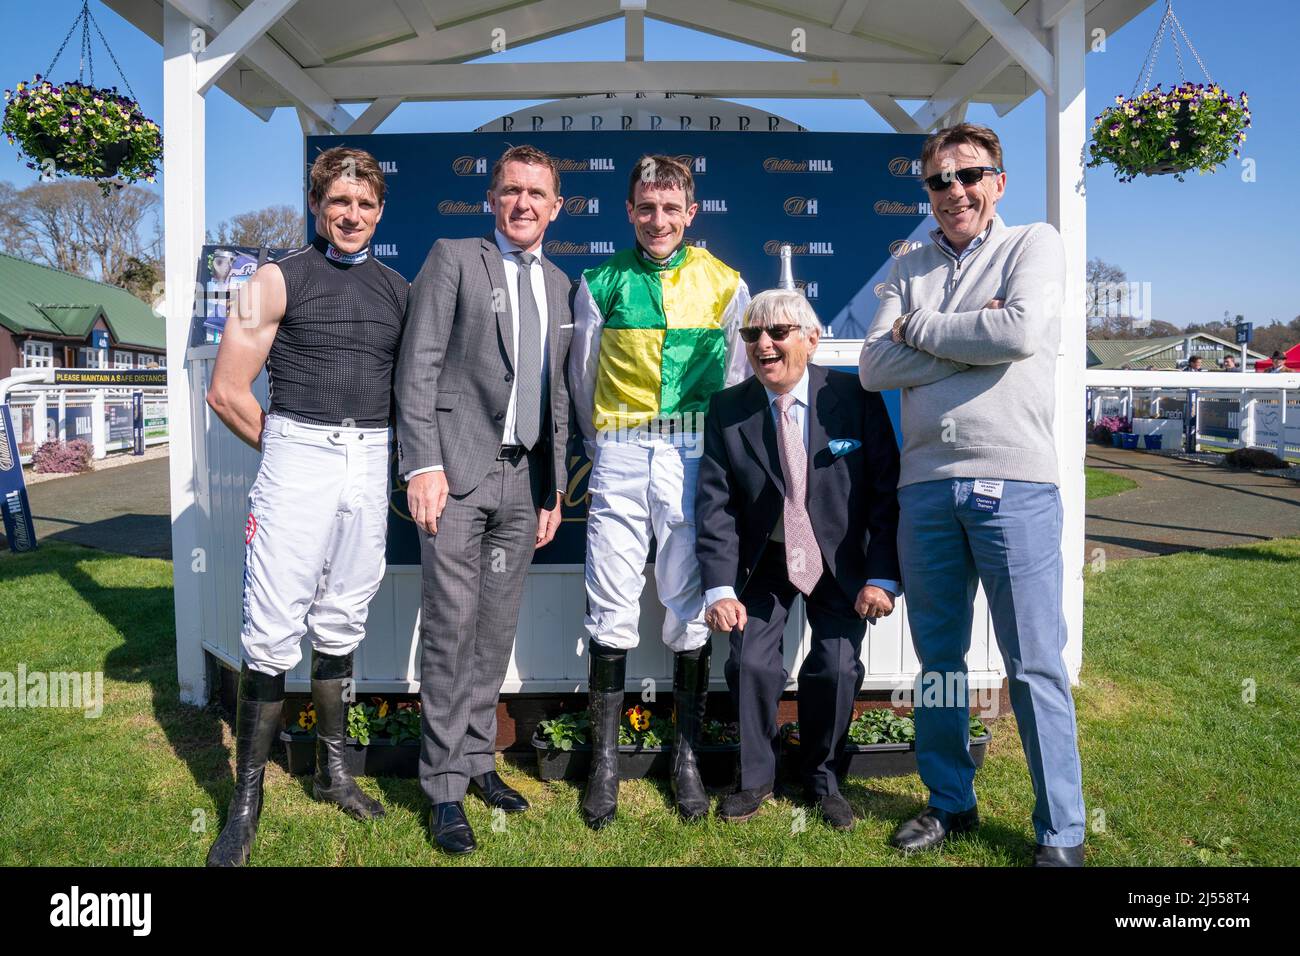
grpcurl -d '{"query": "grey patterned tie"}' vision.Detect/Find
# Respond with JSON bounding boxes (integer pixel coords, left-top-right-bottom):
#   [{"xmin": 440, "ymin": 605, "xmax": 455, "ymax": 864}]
[
  {"xmin": 775, "ymin": 391, "xmax": 823, "ymax": 596},
  {"xmin": 513, "ymin": 251, "xmax": 542, "ymax": 449}
]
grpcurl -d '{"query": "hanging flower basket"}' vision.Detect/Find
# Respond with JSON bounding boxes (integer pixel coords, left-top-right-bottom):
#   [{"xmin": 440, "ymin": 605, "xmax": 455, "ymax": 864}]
[
  {"xmin": 3, "ymin": 76, "xmax": 160, "ymax": 185},
  {"xmin": 1088, "ymin": 82, "xmax": 1249, "ymax": 183},
  {"xmin": 1086, "ymin": 1, "xmax": 1250, "ymax": 183},
  {"xmin": 3, "ymin": 2, "xmax": 161, "ymax": 190}
]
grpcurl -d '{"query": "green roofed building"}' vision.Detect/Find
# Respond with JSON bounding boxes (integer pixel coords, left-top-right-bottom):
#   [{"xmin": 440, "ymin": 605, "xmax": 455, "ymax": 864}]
[
  {"xmin": 1087, "ymin": 332, "xmax": 1266, "ymax": 370},
  {"xmin": 0, "ymin": 252, "xmax": 165, "ymax": 375}
]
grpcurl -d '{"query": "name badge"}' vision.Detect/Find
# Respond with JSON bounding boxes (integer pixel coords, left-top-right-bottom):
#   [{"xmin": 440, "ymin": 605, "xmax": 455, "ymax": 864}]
[{"xmin": 971, "ymin": 479, "xmax": 1004, "ymax": 513}]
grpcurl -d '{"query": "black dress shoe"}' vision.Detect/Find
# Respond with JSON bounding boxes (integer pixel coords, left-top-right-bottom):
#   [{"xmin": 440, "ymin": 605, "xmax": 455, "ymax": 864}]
[
  {"xmin": 430, "ymin": 802, "xmax": 477, "ymax": 855},
  {"xmin": 815, "ymin": 793, "xmax": 855, "ymax": 831},
  {"xmin": 469, "ymin": 770, "xmax": 529, "ymax": 813},
  {"xmin": 717, "ymin": 784, "xmax": 774, "ymax": 822},
  {"xmin": 888, "ymin": 805, "xmax": 979, "ymax": 853},
  {"xmin": 1033, "ymin": 842, "xmax": 1084, "ymax": 867}
]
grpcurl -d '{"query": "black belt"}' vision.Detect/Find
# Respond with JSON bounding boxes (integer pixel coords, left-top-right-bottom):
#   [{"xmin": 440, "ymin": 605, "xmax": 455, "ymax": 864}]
[{"xmin": 497, "ymin": 444, "xmax": 529, "ymax": 462}]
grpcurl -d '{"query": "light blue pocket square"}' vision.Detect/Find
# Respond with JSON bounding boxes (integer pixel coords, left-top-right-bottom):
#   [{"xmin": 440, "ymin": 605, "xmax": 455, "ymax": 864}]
[{"xmin": 829, "ymin": 438, "xmax": 861, "ymax": 458}]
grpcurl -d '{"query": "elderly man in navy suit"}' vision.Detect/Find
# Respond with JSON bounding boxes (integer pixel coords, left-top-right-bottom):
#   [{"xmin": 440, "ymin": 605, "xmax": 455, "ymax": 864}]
[{"xmin": 696, "ymin": 289, "xmax": 901, "ymax": 829}]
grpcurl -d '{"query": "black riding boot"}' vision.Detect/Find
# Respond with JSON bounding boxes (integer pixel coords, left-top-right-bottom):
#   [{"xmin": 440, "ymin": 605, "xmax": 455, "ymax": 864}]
[
  {"xmin": 671, "ymin": 644, "xmax": 712, "ymax": 820},
  {"xmin": 581, "ymin": 644, "xmax": 626, "ymax": 830},
  {"xmin": 311, "ymin": 651, "xmax": 385, "ymax": 820},
  {"xmin": 206, "ymin": 663, "xmax": 285, "ymax": 867}
]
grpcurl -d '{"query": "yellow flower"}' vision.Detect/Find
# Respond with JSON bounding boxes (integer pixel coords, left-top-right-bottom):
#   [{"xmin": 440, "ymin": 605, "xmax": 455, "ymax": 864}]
[
  {"xmin": 297, "ymin": 703, "xmax": 317, "ymax": 730},
  {"xmin": 377, "ymin": 700, "xmax": 389, "ymax": 718},
  {"xmin": 626, "ymin": 706, "xmax": 650, "ymax": 732}
]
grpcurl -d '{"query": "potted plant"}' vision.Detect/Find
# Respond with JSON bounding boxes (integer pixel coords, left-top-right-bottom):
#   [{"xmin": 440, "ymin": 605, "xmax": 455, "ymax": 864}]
[
  {"xmin": 1097, "ymin": 415, "xmax": 1132, "ymax": 447},
  {"xmin": 280, "ymin": 697, "xmax": 421, "ymax": 777},
  {"xmin": 1087, "ymin": 4, "xmax": 1249, "ymax": 183},
  {"xmin": 532, "ymin": 705, "xmax": 740, "ymax": 782},
  {"xmin": 3, "ymin": 77, "xmax": 161, "ymax": 188},
  {"xmin": 781, "ymin": 710, "xmax": 990, "ymax": 780}
]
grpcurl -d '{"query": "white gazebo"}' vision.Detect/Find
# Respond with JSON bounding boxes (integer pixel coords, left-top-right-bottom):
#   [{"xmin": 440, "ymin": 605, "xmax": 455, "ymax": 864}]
[{"xmin": 102, "ymin": 0, "xmax": 1157, "ymax": 705}]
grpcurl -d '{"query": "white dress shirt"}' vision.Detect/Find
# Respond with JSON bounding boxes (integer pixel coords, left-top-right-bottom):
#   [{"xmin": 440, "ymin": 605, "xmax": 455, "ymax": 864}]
[
  {"xmin": 404, "ymin": 229, "xmax": 549, "ymax": 481},
  {"xmin": 703, "ymin": 366, "xmax": 900, "ymax": 608}
]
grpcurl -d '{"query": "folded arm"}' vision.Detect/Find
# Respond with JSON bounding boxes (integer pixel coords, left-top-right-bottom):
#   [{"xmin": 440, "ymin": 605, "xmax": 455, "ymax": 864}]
[
  {"xmin": 858, "ymin": 264, "xmax": 971, "ymax": 392},
  {"xmin": 903, "ymin": 224, "xmax": 1065, "ymax": 365}
]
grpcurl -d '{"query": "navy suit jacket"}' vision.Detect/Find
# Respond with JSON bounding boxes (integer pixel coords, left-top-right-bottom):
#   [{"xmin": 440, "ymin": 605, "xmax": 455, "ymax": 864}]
[{"xmin": 696, "ymin": 362, "xmax": 901, "ymax": 605}]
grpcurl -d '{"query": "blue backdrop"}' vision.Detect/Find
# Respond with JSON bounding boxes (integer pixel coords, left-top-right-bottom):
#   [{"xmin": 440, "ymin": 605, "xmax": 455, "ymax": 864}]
[{"xmin": 304, "ymin": 131, "xmax": 924, "ymax": 565}]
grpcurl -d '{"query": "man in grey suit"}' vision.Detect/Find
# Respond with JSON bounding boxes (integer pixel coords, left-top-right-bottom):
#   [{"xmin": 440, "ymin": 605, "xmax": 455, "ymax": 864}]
[{"xmin": 395, "ymin": 144, "xmax": 572, "ymax": 855}]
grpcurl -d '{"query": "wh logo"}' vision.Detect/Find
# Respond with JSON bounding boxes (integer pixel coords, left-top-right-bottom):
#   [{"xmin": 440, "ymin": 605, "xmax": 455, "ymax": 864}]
[
  {"xmin": 920, "ymin": 201, "xmax": 932, "ymax": 215},
  {"xmin": 590, "ymin": 241, "xmax": 616, "ymax": 254},
  {"xmin": 784, "ymin": 197, "xmax": 818, "ymax": 216},
  {"xmin": 378, "ymin": 161, "xmax": 398, "ymax": 174},
  {"xmin": 808, "ymin": 159, "xmax": 834, "ymax": 172},
  {"xmin": 694, "ymin": 157, "xmax": 707, "ymax": 173},
  {"xmin": 808, "ymin": 241, "xmax": 834, "ymax": 255},
  {"xmin": 452, "ymin": 156, "xmax": 487, "ymax": 175},
  {"xmin": 374, "ymin": 243, "xmax": 398, "ymax": 257},
  {"xmin": 565, "ymin": 197, "xmax": 600, "ymax": 215},
  {"xmin": 798, "ymin": 281, "xmax": 819, "ymax": 299},
  {"xmin": 701, "ymin": 199, "xmax": 728, "ymax": 213},
  {"xmin": 589, "ymin": 158, "xmax": 615, "ymax": 171}
]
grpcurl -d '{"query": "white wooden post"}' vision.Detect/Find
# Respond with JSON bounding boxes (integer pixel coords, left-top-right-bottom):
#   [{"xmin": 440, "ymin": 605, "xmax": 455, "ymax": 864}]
[
  {"xmin": 57, "ymin": 390, "xmax": 67, "ymax": 442},
  {"xmin": 164, "ymin": 4, "xmax": 210, "ymax": 706},
  {"xmin": 91, "ymin": 390, "xmax": 107, "ymax": 460},
  {"xmin": 1277, "ymin": 390, "xmax": 1288, "ymax": 461},
  {"xmin": 34, "ymin": 391, "xmax": 47, "ymax": 445},
  {"xmin": 1044, "ymin": 0, "xmax": 1085, "ymax": 682},
  {"xmin": 1239, "ymin": 388, "xmax": 1253, "ymax": 448}
]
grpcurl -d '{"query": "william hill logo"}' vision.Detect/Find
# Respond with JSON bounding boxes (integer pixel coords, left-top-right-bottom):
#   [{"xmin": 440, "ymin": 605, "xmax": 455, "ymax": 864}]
[
  {"xmin": 888, "ymin": 156, "xmax": 923, "ymax": 177},
  {"xmin": 763, "ymin": 158, "xmax": 834, "ymax": 173},
  {"xmin": 374, "ymin": 243, "xmax": 398, "ymax": 257},
  {"xmin": 783, "ymin": 197, "xmax": 819, "ymax": 217},
  {"xmin": 890, "ymin": 239, "xmax": 920, "ymax": 258},
  {"xmin": 545, "ymin": 240, "xmax": 616, "ymax": 256},
  {"xmin": 763, "ymin": 240, "xmax": 833, "ymax": 256},
  {"xmin": 686, "ymin": 238, "xmax": 708, "ymax": 249},
  {"xmin": 0, "ymin": 429, "xmax": 13, "ymax": 472},
  {"xmin": 875, "ymin": 199, "xmax": 931, "ymax": 216},
  {"xmin": 699, "ymin": 199, "xmax": 728, "ymax": 213},
  {"xmin": 673, "ymin": 154, "xmax": 707, "ymax": 173},
  {"xmin": 437, "ymin": 199, "xmax": 490, "ymax": 215},
  {"xmin": 795, "ymin": 279, "xmax": 819, "ymax": 299},
  {"xmin": 557, "ymin": 158, "xmax": 615, "ymax": 172},
  {"xmin": 452, "ymin": 156, "xmax": 488, "ymax": 176},
  {"xmin": 565, "ymin": 197, "xmax": 600, "ymax": 215},
  {"xmin": 378, "ymin": 160, "xmax": 398, "ymax": 174}
]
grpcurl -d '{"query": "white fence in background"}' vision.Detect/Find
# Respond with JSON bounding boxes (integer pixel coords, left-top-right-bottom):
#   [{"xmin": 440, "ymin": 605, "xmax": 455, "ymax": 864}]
[
  {"xmin": 5, "ymin": 386, "xmax": 170, "ymax": 464},
  {"xmin": 1087, "ymin": 376, "xmax": 1300, "ymax": 462}
]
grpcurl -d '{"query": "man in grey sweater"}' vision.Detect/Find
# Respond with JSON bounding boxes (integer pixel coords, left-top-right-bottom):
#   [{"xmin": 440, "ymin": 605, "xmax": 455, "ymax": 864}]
[{"xmin": 859, "ymin": 123, "xmax": 1085, "ymax": 867}]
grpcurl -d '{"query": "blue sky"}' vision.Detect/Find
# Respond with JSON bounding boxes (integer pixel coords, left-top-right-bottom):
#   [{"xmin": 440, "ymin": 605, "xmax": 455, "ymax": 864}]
[{"xmin": 2, "ymin": 0, "xmax": 1295, "ymax": 328}]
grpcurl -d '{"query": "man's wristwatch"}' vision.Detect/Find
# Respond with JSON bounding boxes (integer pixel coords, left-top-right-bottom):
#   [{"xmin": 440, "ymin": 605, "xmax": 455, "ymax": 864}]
[{"xmin": 892, "ymin": 310, "xmax": 914, "ymax": 344}]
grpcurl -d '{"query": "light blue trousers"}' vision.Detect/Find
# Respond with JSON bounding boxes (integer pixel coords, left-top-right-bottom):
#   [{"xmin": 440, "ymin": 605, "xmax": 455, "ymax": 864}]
[{"xmin": 897, "ymin": 478, "xmax": 1085, "ymax": 847}]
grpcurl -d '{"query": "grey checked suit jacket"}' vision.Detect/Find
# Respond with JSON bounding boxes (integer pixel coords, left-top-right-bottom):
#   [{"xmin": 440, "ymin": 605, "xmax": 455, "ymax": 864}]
[{"xmin": 395, "ymin": 235, "xmax": 573, "ymax": 504}]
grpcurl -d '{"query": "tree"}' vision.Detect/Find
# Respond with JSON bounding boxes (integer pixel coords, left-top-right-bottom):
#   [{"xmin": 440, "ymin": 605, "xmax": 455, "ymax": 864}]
[
  {"xmin": 207, "ymin": 204, "xmax": 304, "ymax": 249},
  {"xmin": 1086, "ymin": 257, "xmax": 1128, "ymax": 322},
  {"xmin": 0, "ymin": 179, "xmax": 162, "ymax": 299}
]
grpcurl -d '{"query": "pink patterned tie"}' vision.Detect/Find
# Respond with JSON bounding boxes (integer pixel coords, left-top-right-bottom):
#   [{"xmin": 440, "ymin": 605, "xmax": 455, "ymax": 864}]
[{"xmin": 774, "ymin": 391, "xmax": 823, "ymax": 596}]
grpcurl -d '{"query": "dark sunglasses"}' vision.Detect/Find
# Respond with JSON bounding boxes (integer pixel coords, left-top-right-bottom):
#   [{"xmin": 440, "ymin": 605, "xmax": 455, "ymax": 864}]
[
  {"xmin": 922, "ymin": 165, "xmax": 1002, "ymax": 191},
  {"xmin": 740, "ymin": 324, "xmax": 799, "ymax": 344}
]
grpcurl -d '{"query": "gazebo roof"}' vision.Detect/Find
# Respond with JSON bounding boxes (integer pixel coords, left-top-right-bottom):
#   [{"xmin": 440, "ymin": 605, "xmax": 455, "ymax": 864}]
[{"xmin": 103, "ymin": 0, "xmax": 1155, "ymax": 133}]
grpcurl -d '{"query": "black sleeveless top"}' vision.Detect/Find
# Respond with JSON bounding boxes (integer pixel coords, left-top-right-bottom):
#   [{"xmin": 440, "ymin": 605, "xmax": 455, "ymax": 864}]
[{"xmin": 267, "ymin": 235, "xmax": 408, "ymax": 428}]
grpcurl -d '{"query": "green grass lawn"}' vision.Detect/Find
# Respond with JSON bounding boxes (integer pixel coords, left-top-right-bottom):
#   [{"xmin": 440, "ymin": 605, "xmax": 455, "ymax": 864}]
[
  {"xmin": 1086, "ymin": 465, "xmax": 1139, "ymax": 500},
  {"xmin": 2, "ymin": 539, "xmax": 1296, "ymax": 866}
]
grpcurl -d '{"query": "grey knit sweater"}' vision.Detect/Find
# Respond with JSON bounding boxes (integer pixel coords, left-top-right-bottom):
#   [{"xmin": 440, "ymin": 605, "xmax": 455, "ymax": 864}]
[{"xmin": 858, "ymin": 215, "xmax": 1064, "ymax": 489}]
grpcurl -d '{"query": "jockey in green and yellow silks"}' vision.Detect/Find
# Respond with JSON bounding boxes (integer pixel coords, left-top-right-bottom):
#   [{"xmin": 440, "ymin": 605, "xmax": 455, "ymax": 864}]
[{"xmin": 567, "ymin": 154, "xmax": 750, "ymax": 830}]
